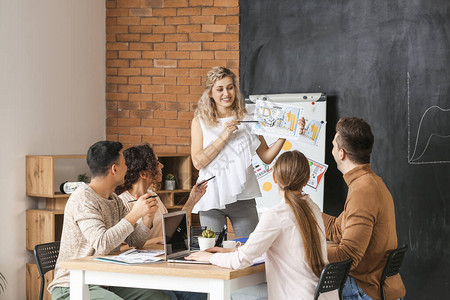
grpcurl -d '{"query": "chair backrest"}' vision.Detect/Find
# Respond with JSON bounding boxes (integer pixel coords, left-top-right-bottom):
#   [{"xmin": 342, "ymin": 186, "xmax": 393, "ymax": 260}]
[
  {"xmin": 314, "ymin": 258, "xmax": 353, "ymax": 300},
  {"xmin": 34, "ymin": 241, "xmax": 61, "ymax": 300},
  {"xmin": 380, "ymin": 244, "xmax": 408, "ymax": 300}
]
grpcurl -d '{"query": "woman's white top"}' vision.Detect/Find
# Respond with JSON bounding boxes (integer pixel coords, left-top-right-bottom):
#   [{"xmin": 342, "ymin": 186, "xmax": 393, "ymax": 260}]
[
  {"xmin": 210, "ymin": 195, "xmax": 337, "ymax": 300},
  {"xmin": 118, "ymin": 190, "xmax": 167, "ymax": 239},
  {"xmin": 193, "ymin": 115, "xmax": 262, "ymax": 213}
]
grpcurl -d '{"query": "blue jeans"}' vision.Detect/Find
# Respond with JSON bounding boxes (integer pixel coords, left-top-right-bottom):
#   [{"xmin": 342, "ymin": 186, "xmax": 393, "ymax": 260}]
[{"xmin": 342, "ymin": 276, "xmax": 374, "ymax": 300}]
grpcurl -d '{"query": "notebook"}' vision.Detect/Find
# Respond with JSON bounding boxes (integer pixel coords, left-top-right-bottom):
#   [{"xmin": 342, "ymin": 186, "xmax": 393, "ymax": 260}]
[{"xmin": 162, "ymin": 210, "xmax": 210, "ymax": 264}]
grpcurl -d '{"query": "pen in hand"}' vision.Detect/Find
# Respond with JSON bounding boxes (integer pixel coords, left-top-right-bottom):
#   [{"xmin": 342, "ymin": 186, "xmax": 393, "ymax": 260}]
[
  {"xmin": 237, "ymin": 120, "xmax": 259, "ymax": 123},
  {"xmin": 198, "ymin": 175, "xmax": 216, "ymax": 186},
  {"xmin": 127, "ymin": 195, "xmax": 158, "ymax": 203}
]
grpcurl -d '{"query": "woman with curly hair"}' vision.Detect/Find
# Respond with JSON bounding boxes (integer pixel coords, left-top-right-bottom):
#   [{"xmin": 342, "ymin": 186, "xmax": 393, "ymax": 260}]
[
  {"xmin": 115, "ymin": 144, "xmax": 207, "ymax": 244},
  {"xmin": 191, "ymin": 66, "xmax": 304, "ymax": 237}
]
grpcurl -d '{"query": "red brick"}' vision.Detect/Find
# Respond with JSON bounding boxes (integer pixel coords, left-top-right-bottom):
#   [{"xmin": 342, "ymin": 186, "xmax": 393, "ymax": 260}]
[
  {"xmin": 165, "ymin": 119, "xmax": 190, "ymax": 128},
  {"xmin": 153, "ymin": 26, "xmax": 177, "ymax": 34},
  {"xmin": 141, "ymin": 17, "xmax": 165, "ymax": 25},
  {"xmin": 178, "ymin": 60, "xmax": 201, "ymax": 68},
  {"xmin": 189, "ymin": 16, "xmax": 214, "ymax": 24},
  {"xmin": 215, "ymin": 16, "xmax": 239, "ymax": 24},
  {"xmin": 144, "ymin": 0, "xmax": 164, "ymax": 7},
  {"xmin": 129, "ymin": 94, "xmax": 153, "ymax": 101},
  {"xmin": 200, "ymin": 59, "xmax": 226, "ymax": 68},
  {"xmin": 130, "ymin": 60, "xmax": 154, "ymax": 67},
  {"xmin": 118, "ymin": 68, "xmax": 141, "ymax": 76},
  {"xmin": 190, "ymin": 51, "xmax": 214, "ymax": 59},
  {"xmin": 106, "ymin": 118, "xmax": 118, "ymax": 126},
  {"xmin": 117, "ymin": 17, "xmax": 140, "ymax": 25},
  {"xmin": 142, "ymin": 85, "xmax": 165, "ymax": 93},
  {"xmin": 119, "ymin": 51, "xmax": 142, "ymax": 59},
  {"xmin": 178, "ymin": 112, "xmax": 194, "ymax": 120},
  {"xmin": 117, "ymin": 34, "xmax": 141, "ymax": 42},
  {"xmin": 106, "ymin": 50, "xmax": 118, "ymax": 59},
  {"xmin": 118, "ymin": 118, "xmax": 141, "ymax": 127},
  {"xmin": 154, "ymin": 59, "xmax": 177, "ymax": 67},
  {"xmin": 106, "ymin": 1, "xmax": 116, "ymax": 9},
  {"xmin": 166, "ymin": 102, "xmax": 190, "ymax": 110},
  {"xmin": 164, "ymin": 0, "xmax": 189, "ymax": 7},
  {"xmin": 166, "ymin": 51, "xmax": 190, "ymax": 59},
  {"xmin": 177, "ymin": 146, "xmax": 191, "ymax": 153},
  {"xmin": 118, "ymin": 101, "xmax": 141, "ymax": 110},
  {"xmin": 107, "ymin": 127, "xmax": 130, "ymax": 135},
  {"xmin": 154, "ymin": 43, "xmax": 177, "ymax": 51},
  {"xmin": 107, "ymin": 135, "xmax": 119, "ymax": 141},
  {"xmin": 189, "ymin": 0, "xmax": 213, "ymax": 5},
  {"xmin": 154, "ymin": 110, "xmax": 177, "ymax": 119},
  {"xmin": 118, "ymin": 85, "xmax": 141, "ymax": 93},
  {"xmin": 226, "ymin": 7, "xmax": 239, "ymax": 15},
  {"xmin": 107, "ymin": 42, "xmax": 129, "ymax": 50},
  {"xmin": 177, "ymin": 42, "xmax": 201, "ymax": 51},
  {"xmin": 165, "ymin": 68, "xmax": 189, "ymax": 76},
  {"xmin": 129, "ymin": 26, "xmax": 152, "ymax": 33},
  {"xmin": 189, "ymin": 85, "xmax": 205, "ymax": 94},
  {"xmin": 107, "ymin": 76, "xmax": 128, "ymax": 84},
  {"xmin": 106, "ymin": 89, "xmax": 118, "ymax": 98},
  {"xmin": 202, "ymin": 24, "xmax": 227, "ymax": 32},
  {"xmin": 152, "ymin": 76, "xmax": 177, "ymax": 85},
  {"xmin": 157, "ymin": 128, "xmax": 178, "ymax": 136},
  {"xmin": 165, "ymin": 16, "xmax": 190, "ymax": 25},
  {"xmin": 141, "ymin": 34, "xmax": 164, "ymax": 42},
  {"xmin": 142, "ymin": 119, "xmax": 165, "ymax": 127},
  {"xmin": 202, "ymin": 7, "xmax": 227, "ymax": 16},
  {"xmin": 152, "ymin": 145, "xmax": 176, "ymax": 153},
  {"xmin": 153, "ymin": 8, "xmax": 177, "ymax": 16},
  {"xmin": 227, "ymin": 25, "xmax": 239, "ymax": 33},
  {"xmin": 227, "ymin": 42, "xmax": 239, "ymax": 50},
  {"xmin": 181, "ymin": 94, "xmax": 203, "ymax": 103},
  {"xmin": 202, "ymin": 42, "xmax": 225, "ymax": 50},
  {"xmin": 177, "ymin": 76, "xmax": 201, "ymax": 85},
  {"xmin": 130, "ymin": 110, "xmax": 154, "ymax": 118},
  {"xmin": 128, "ymin": 77, "xmax": 151, "ymax": 84},
  {"xmin": 189, "ymin": 33, "xmax": 213, "ymax": 41},
  {"xmin": 177, "ymin": 7, "xmax": 201, "ymax": 16},
  {"xmin": 215, "ymin": 51, "xmax": 238, "ymax": 59},
  {"xmin": 117, "ymin": 0, "xmax": 140, "ymax": 8},
  {"xmin": 119, "ymin": 135, "xmax": 142, "ymax": 144},
  {"xmin": 177, "ymin": 128, "xmax": 191, "ymax": 136},
  {"xmin": 106, "ymin": 100, "xmax": 118, "ymax": 110},
  {"xmin": 166, "ymin": 85, "xmax": 189, "ymax": 94},
  {"xmin": 142, "ymin": 101, "xmax": 165, "ymax": 110},
  {"xmin": 142, "ymin": 51, "xmax": 166, "ymax": 59},
  {"xmin": 213, "ymin": 0, "xmax": 238, "ymax": 7},
  {"xmin": 129, "ymin": 8, "xmax": 152, "ymax": 16},
  {"xmin": 226, "ymin": 60, "xmax": 239, "ymax": 69},
  {"xmin": 213, "ymin": 33, "xmax": 238, "ymax": 42},
  {"xmin": 165, "ymin": 34, "xmax": 188, "ymax": 42},
  {"xmin": 130, "ymin": 127, "xmax": 154, "ymax": 135},
  {"xmin": 177, "ymin": 25, "xmax": 201, "ymax": 33},
  {"xmin": 107, "ymin": 9, "xmax": 129, "ymax": 17},
  {"xmin": 167, "ymin": 136, "xmax": 190, "ymax": 145},
  {"xmin": 106, "ymin": 26, "xmax": 129, "ymax": 34},
  {"xmin": 189, "ymin": 68, "xmax": 209, "ymax": 76},
  {"xmin": 153, "ymin": 94, "xmax": 177, "ymax": 102},
  {"xmin": 106, "ymin": 17, "xmax": 117, "ymax": 26},
  {"xmin": 129, "ymin": 42, "xmax": 152, "ymax": 50},
  {"xmin": 141, "ymin": 68, "xmax": 165, "ymax": 76},
  {"xmin": 106, "ymin": 33, "xmax": 116, "ymax": 43},
  {"xmin": 107, "ymin": 92, "xmax": 129, "ymax": 101}
]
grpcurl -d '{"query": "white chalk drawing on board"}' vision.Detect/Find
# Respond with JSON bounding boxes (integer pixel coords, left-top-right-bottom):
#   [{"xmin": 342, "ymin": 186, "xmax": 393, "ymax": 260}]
[{"xmin": 407, "ymin": 72, "xmax": 450, "ymax": 164}]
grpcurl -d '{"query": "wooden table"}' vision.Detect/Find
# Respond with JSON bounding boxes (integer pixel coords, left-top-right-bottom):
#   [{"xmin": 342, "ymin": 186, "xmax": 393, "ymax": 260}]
[{"xmin": 61, "ymin": 256, "xmax": 265, "ymax": 300}]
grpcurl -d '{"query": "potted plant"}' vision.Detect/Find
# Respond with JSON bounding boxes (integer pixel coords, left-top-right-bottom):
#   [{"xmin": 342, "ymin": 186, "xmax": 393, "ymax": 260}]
[
  {"xmin": 197, "ymin": 228, "xmax": 216, "ymax": 251},
  {"xmin": 0, "ymin": 272, "xmax": 7, "ymax": 294},
  {"xmin": 164, "ymin": 173, "xmax": 176, "ymax": 190}
]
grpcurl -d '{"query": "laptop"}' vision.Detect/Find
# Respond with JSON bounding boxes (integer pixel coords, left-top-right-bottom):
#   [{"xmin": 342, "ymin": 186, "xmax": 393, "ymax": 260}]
[{"xmin": 162, "ymin": 210, "xmax": 210, "ymax": 264}]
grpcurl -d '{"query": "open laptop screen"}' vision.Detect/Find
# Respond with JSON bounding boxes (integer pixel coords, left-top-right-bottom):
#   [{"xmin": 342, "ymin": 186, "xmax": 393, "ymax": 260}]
[{"xmin": 163, "ymin": 211, "xmax": 189, "ymax": 257}]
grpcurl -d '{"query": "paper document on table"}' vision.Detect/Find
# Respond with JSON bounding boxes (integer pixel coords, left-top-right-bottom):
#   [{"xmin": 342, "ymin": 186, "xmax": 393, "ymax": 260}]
[
  {"xmin": 252, "ymin": 256, "xmax": 265, "ymax": 266},
  {"xmin": 95, "ymin": 249, "xmax": 165, "ymax": 265}
]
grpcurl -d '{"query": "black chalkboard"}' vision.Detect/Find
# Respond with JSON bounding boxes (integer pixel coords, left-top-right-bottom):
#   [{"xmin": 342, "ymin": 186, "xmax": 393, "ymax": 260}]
[{"xmin": 240, "ymin": 0, "xmax": 450, "ymax": 298}]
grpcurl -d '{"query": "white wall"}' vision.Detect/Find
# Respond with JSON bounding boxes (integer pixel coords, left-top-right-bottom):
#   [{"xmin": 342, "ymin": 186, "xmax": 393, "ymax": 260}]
[{"xmin": 0, "ymin": 0, "xmax": 105, "ymax": 298}]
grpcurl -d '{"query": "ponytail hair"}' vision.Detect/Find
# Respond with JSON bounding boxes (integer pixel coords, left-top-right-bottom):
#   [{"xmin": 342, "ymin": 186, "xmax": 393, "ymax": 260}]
[{"xmin": 273, "ymin": 150, "xmax": 326, "ymax": 277}]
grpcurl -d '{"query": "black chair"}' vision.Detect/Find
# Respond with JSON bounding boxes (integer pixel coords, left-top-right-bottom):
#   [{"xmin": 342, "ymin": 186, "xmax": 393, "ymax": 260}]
[
  {"xmin": 314, "ymin": 258, "xmax": 353, "ymax": 300},
  {"xmin": 34, "ymin": 241, "xmax": 61, "ymax": 300},
  {"xmin": 380, "ymin": 244, "xmax": 408, "ymax": 300}
]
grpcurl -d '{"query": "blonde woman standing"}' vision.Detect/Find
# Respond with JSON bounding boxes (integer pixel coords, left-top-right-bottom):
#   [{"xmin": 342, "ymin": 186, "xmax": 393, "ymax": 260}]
[{"xmin": 191, "ymin": 66, "xmax": 303, "ymax": 237}]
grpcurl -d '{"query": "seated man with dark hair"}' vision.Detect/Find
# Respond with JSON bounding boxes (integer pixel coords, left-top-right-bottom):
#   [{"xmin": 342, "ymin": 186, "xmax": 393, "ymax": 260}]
[
  {"xmin": 48, "ymin": 141, "xmax": 168, "ymax": 300},
  {"xmin": 323, "ymin": 117, "xmax": 406, "ymax": 300}
]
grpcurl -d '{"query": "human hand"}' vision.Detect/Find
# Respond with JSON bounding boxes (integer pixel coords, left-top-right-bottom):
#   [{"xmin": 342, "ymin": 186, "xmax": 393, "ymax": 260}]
[
  {"xmin": 188, "ymin": 182, "xmax": 207, "ymax": 205},
  {"xmin": 221, "ymin": 120, "xmax": 240, "ymax": 140},
  {"xmin": 205, "ymin": 246, "xmax": 237, "ymax": 253},
  {"xmin": 131, "ymin": 193, "xmax": 158, "ymax": 218},
  {"xmin": 184, "ymin": 251, "xmax": 214, "ymax": 262}
]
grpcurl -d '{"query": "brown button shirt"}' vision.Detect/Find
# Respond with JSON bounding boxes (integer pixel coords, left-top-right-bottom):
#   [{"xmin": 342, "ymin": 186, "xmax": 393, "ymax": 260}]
[{"xmin": 323, "ymin": 164, "xmax": 406, "ymax": 300}]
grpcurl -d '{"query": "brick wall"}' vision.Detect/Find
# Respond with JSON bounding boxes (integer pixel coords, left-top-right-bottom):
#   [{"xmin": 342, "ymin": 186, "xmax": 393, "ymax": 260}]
[{"xmin": 106, "ymin": 0, "xmax": 240, "ymax": 153}]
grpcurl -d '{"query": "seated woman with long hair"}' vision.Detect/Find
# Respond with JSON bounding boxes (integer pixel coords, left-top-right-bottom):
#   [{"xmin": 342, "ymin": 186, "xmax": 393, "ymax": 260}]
[
  {"xmin": 186, "ymin": 150, "xmax": 337, "ymax": 300},
  {"xmin": 115, "ymin": 144, "xmax": 207, "ymax": 245}
]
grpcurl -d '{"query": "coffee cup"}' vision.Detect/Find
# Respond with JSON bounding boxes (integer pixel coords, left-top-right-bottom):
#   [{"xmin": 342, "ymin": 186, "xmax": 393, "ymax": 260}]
[{"xmin": 222, "ymin": 240, "xmax": 242, "ymax": 249}]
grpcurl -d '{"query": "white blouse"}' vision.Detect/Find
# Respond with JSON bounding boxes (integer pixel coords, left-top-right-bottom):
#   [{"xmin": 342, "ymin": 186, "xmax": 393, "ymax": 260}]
[
  {"xmin": 118, "ymin": 190, "xmax": 167, "ymax": 240},
  {"xmin": 193, "ymin": 115, "xmax": 262, "ymax": 213},
  {"xmin": 210, "ymin": 196, "xmax": 338, "ymax": 300}
]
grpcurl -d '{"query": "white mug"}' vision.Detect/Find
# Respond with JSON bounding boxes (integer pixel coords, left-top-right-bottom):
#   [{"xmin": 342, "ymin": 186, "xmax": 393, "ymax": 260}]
[
  {"xmin": 197, "ymin": 237, "xmax": 215, "ymax": 251},
  {"xmin": 222, "ymin": 240, "xmax": 242, "ymax": 249}
]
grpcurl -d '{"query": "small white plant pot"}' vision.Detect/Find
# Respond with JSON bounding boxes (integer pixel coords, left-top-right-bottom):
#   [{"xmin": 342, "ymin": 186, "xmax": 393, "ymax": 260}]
[
  {"xmin": 165, "ymin": 180, "xmax": 176, "ymax": 190},
  {"xmin": 197, "ymin": 237, "xmax": 215, "ymax": 251}
]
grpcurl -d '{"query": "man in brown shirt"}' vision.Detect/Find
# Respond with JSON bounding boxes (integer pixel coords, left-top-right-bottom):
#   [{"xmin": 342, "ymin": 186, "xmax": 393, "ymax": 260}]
[{"xmin": 323, "ymin": 117, "xmax": 406, "ymax": 300}]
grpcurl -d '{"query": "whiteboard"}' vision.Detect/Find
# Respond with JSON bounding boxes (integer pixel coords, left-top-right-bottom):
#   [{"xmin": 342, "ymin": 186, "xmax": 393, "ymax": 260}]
[{"xmin": 247, "ymin": 93, "xmax": 327, "ymax": 212}]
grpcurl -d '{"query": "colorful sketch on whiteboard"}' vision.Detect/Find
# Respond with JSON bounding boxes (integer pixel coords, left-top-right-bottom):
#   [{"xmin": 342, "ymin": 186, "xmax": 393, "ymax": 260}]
[
  {"xmin": 299, "ymin": 118, "xmax": 325, "ymax": 146},
  {"xmin": 253, "ymin": 160, "xmax": 273, "ymax": 181},
  {"xmin": 252, "ymin": 100, "xmax": 304, "ymax": 139},
  {"xmin": 307, "ymin": 158, "xmax": 328, "ymax": 190}
]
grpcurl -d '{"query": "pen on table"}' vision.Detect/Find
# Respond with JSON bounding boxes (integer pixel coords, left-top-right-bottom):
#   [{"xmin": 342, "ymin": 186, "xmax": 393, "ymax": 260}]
[
  {"xmin": 198, "ymin": 175, "xmax": 216, "ymax": 186},
  {"xmin": 237, "ymin": 120, "xmax": 259, "ymax": 123},
  {"xmin": 127, "ymin": 195, "xmax": 158, "ymax": 203}
]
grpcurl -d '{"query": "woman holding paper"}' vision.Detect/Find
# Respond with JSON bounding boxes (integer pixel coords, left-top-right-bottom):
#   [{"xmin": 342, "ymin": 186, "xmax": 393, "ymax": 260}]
[
  {"xmin": 186, "ymin": 150, "xmax": 336, "ymax": 300},
  {"xmin": 191, "ymin": 66, "xmax": 305, "ymax": 237}
]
